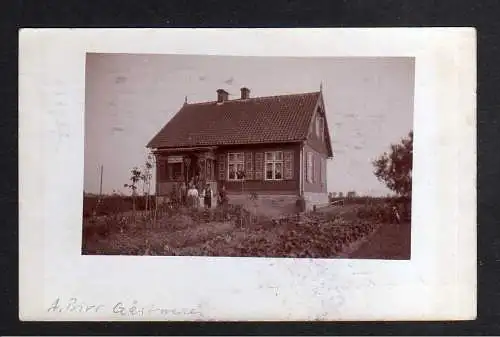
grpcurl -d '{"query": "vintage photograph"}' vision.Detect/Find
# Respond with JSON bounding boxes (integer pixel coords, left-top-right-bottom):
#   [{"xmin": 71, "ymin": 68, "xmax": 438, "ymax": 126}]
[
  {"xmin": 20, "ymin": 28, "xmax": 475, "ymax": 322},
  {"xmin": 82, "ymin": 53, "xmax": 414, "ymax": 259}
]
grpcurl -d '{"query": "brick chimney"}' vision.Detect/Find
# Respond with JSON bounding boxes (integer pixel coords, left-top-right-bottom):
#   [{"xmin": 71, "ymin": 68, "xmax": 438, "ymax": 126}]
[
  {"xmin": 240, "ymin": 87, "xmax": 250, "ymax": 99},
  {"xmin": 216, "ymin": 89, "xmax": 229, "ymax": 103}
]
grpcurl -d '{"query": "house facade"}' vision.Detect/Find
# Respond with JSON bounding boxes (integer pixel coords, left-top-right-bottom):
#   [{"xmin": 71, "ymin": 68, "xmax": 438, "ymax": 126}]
[{"xmin": 146, "ymin": 87, "xmax": 333, "ymax": 212}]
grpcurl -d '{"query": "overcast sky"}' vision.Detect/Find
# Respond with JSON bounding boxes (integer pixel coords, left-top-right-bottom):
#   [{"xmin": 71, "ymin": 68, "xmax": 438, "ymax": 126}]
[{"xmin": 84, "ymin": 53, "xmax": 414, "ymax": 196}]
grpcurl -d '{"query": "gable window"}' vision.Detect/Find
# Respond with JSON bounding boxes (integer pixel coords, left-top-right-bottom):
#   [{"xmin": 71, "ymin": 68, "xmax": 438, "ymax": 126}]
[
  {"xmin": 265, "ymin": 151, "xmax": 283, "ymax": 180},
  {"xmin": 306, "ymin": 152, "xmax": 313, "ymax": 183},
  {"xmin": 316, "ymin": 115, "xmax": 325, "ymax": 141},
  {"xmin": 228, "ymin": 152, "xmax": 245, "ymax": 180}
]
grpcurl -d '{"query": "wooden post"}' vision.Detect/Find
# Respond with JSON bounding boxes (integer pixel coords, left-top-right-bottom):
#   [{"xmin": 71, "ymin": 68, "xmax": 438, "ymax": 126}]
[
  {"xmin": 95, "ymin": 164, "xmax": 103, "ymax": 216},
  {"xmin": 99, "ymin": 165, "xmax": 103, "ymax": 198}
]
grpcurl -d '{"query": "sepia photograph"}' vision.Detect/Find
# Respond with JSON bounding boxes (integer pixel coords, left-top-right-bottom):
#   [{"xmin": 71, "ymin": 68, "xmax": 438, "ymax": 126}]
[
  {"xmin": 19, "ymin": 28, "xmax": 475, "ymax": 321},
  {"xmin": 82, "ymin": 53, "xmax": 414, "ymax": 259}
]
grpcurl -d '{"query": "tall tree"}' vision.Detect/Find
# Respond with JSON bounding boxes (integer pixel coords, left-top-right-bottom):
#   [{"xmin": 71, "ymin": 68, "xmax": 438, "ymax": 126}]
[{"xmin": 372, "ymin": 131, "xmax": 413, "ymax": 198}]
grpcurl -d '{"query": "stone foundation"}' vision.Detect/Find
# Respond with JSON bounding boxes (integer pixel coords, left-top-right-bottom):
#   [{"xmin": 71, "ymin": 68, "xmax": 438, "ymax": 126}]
[
  {"xmin": 226, "ymin": 193, "xmax": 299, "ymax": 218},
  {"xmin": 303, "ymin": 192, "xmax": 329, "ymax": 211}
]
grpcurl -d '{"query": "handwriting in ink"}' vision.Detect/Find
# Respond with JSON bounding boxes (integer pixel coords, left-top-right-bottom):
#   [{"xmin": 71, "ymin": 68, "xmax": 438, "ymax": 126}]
[{"xmin": 47, "ymin": 297, "xmax": 104, "ymax": 313}]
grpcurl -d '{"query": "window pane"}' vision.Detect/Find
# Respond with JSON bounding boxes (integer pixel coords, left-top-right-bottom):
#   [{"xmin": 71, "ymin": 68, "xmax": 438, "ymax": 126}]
[
  {"xmin": 228, "ymin": 153, "xmax": 235, "ymax": 161},
  {"xmin": 167, "ymin": 164, "xmax": 173, "ymax": 180},
  {"xmin": 275, "ymin": 163, "xmax": 283, "ymax": 179},
  {"xmin": 207, "ymin": 160, "xmax": 212, "ymax": 180},
  {"xmin": 266, "ymin": 163, "xmax": 273, "ymax": 179},
  {"xmin": 265, "ymin": 152, "xmax": 274, "ymax": 161},
  {"xmin": 275, "ymin": 151, "xmax": 283, "ymax": 161},
  {"xmin": 171, "ymin": 163, "xmax": 182, "ymax": 180},
  {"xmin": 228, "ymin": 164, "xmax": 235, "ymax": 179}
]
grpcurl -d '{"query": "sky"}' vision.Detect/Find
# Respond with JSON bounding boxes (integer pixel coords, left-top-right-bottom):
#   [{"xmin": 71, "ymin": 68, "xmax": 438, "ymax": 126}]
[{"xmin": 84, "ymin": 53, "xmax": 414, "ymax": 197}]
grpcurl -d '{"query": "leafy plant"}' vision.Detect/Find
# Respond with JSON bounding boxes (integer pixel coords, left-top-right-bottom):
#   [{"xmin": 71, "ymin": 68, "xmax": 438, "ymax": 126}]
[
  {"xmin": 141, "ymin": 155, "xmax": 153, "ymax": 212},
  {"xmin": 124, "ymin": 167, "xmax": 142, "ymax": 219}
]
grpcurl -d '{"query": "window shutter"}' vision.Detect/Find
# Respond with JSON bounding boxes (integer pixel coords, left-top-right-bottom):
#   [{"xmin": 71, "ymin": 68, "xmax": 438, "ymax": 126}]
[
  {"xmin": 284, "ymin": 151, "xmax": 294, "ymax": 180},
  {"xmin": 312, "ymin": 155, "xmax": 316, "ymax": 183},
  {"xmin": 319, "ymin": 157, "xmax": 322, "ymax": 183},
  {"xmin": 315, "ymin": 155, "xmax": 319, "ymax": 183},
  {"xmin": 245, "ymin": 152, "xmax": 254, "ymax": 180},
  {"xmin": 254, "ymin": 152, "xmax": 264, "ymax": 180},
  {"xmin": 305, "ymin": 152, "xmax": 308, "ymax": 183},
  {"xmin": 305, "ymin": 152, "xmax": 311, "ymax": 183},
  {"xmin": 157, "ymin": 159, "xmax": 166, "ymax": 181},
  {"xmin": 218, "ymin": 154, "xmax": 226, "ymax": 180}
]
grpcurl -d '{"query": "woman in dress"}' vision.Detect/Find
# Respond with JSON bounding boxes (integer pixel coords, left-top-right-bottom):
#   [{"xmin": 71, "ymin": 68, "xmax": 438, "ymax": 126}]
[
  {"xmin": 203, "ymin": 183, "xmax": 213, "ymax": 209},
  {"xmin": 187, "ymin": 184, "xmax": 199, "ymax": 208}
]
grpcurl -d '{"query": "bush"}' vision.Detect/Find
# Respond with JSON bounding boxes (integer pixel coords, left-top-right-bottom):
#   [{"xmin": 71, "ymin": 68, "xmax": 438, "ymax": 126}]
[
  {"xmin": 295, "ymin": 196, "xmax": 306, "ymax": 213},
  {"xmin": 356, "ymin": 204, "xmax": 393, "ymax": 223}
]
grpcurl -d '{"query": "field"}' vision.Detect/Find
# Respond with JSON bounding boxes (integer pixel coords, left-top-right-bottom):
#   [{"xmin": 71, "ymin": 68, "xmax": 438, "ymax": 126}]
[{"xmin": 82, "ymin": 196, "xmax": 411, "ymax": 259}]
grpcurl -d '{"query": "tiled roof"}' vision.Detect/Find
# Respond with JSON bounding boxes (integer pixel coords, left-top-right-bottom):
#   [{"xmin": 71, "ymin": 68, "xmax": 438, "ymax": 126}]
[{"xmin": 147, "ymin": 91, "xmax": 321, "ymax": 149}]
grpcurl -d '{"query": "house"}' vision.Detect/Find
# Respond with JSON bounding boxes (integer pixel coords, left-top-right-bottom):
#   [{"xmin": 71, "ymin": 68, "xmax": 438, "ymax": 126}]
[{"xmin": 146, "ymin": 87, "xmax": 334, "ymax": 212}]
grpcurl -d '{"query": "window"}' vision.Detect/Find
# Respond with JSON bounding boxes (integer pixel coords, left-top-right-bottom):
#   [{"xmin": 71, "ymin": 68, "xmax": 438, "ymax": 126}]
[
  {"xmin": 206, "ymin": 159, "xmax": 214, "ymax": 181},
  {"xmin": 228, "ymin": 152, "xmax": 245, "ymax": 180},
  {"xmin": 316, "ymin": 116, "xmax": 325, "ymax": 140},
  {"xmin": 306, "ymin": 152, "xmax": 313, "ymax": 183},
  {"xmin": 320, "ymin": 118, "xmax": 325, "ymax": 141},
  {"xmin": 167, "ymin": 162, "xmax": 183, "ymax": 181},
  {"xmin": 265, "ymin": 151, "xmax": 283, "ymax": 180}
]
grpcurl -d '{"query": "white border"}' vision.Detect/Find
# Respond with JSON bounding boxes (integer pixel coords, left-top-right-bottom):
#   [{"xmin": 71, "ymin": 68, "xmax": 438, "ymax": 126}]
[{"xmin": 19, "ymin": 28, "xmax": 476, "ymax": 321}]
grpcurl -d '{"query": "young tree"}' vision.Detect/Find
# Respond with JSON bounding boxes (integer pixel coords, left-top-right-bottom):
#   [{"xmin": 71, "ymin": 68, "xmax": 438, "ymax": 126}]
[
  {"xmin": 124, "ymin": 167, "xmax": 142, "ymax": 218},
  {"xmin": 372, "ymin": 131, "xmax": 413, "ymax": 198},
  {"xmin": 141, "ymin": 155, "xmax": 153, "ymax": 212}
]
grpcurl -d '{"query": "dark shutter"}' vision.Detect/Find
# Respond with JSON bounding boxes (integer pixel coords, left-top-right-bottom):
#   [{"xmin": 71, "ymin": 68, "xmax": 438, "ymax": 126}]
[
  {"xmin": 218, "ymin": 154, "xmax": 226, "ymax": 181},
  {"xmin": 157, "ymin": 158, "xmax": 166, "ymax": 182},
  {"xmin": 245, "ymin": 152, "xmax": 254, "ymax": 180},
  {"xmin": 284, "ymin": 150, "xmax": 294, "ymax": 180},
  {"xmin": 254, "ymin": 152, "xmax": 264, "ymax": 180},
  {"xmin": 312, "ymin": 154, "xmax": 316, "ymax": 183},
  {"xmin": 304, "ymin": 152, "xmax": 308, "ymax": 183}
]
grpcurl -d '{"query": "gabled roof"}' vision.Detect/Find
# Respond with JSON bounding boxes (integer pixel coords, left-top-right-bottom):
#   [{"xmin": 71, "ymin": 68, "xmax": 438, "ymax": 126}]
[{"xmin": 147, "ymin": 91, "xmax": 332, "ymax": 155}]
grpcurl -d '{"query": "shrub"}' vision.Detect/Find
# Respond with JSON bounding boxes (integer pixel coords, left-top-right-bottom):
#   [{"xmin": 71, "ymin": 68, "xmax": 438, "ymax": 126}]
[{"xmin": 295, "ymin": 195, "xmax": 306, "ymax": 213}]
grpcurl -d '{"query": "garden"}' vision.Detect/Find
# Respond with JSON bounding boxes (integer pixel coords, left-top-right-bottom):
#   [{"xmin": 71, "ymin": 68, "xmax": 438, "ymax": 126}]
[{"xmin": 81, "ymin": 197, "xmax": 410, "ymax": 259}]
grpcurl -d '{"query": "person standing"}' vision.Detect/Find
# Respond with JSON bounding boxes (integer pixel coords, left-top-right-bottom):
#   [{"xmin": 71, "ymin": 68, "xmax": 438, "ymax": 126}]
[
  {"xmin": 187, "ymin": 184, "xmax": 199, "ymax": 209},
  {"xmin": 218, "ymin": 184, "xmax": 227, "ymax": 207},
  {"xmin": 179, "ymin": 181, "xmax": 187, "ymax": 206},
  {"xmin": 203, "ymin": 183, "xmax": 213, "ymax": 209}
]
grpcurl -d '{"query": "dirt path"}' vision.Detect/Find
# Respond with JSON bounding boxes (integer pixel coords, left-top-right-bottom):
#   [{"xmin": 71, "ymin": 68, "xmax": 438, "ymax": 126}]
[{"xmin": 346, "ymin": 222, "xmax": 411, "ymax": 260}]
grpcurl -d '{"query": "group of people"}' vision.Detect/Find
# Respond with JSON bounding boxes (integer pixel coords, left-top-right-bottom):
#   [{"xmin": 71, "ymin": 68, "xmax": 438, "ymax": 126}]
[{"xmin": 174, "ymin": 179, "xmax": 228, "ymax": 210}]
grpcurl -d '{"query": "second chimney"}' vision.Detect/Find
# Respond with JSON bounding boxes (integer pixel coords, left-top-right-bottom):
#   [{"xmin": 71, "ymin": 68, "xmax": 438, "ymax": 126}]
[
  {"xmin": 217, "ymin": 89, "xmax": 229, "ymax": 103},
  {"xmin": 240, "ymin": 87, "xmax": 250, "ymax": 99}
]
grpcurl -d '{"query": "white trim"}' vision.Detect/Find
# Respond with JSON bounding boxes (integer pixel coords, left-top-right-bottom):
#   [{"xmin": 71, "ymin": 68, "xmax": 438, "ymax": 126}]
[{"xmin": 167, "ymin": 155, "xmax": 183, "ymax": 163}]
